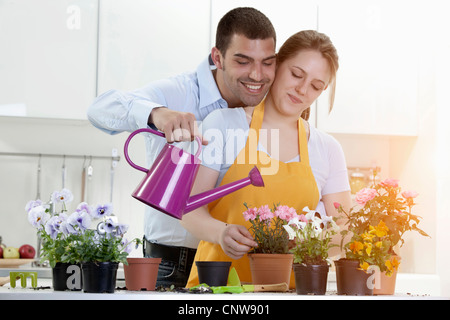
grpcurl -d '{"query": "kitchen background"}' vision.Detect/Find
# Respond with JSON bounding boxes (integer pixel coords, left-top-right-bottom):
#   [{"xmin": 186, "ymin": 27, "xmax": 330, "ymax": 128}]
[{"xmin": 0, "ymin": 0, "xmax": 449, "ymax": 295}]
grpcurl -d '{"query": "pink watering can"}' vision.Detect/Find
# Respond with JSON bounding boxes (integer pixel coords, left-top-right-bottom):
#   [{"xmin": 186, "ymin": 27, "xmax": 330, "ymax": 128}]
[{"xmin": 124, "ymin": 128, "xmax": 264, "ymax": 220}]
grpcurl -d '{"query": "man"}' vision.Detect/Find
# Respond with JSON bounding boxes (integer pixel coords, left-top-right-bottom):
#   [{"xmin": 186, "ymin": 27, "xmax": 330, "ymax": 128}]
[{"xmin": 87, "ymin": 7, "xmax": 277, "ymax": 287}]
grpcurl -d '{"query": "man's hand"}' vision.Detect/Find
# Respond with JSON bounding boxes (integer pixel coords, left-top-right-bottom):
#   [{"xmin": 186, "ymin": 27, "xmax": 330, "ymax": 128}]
[{"xmin": 149, "ymin": 107, "xmax": 207, "ymax": 145}]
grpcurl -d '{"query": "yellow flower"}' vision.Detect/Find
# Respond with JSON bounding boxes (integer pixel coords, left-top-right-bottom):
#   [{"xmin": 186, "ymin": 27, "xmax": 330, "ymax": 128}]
[
  {"xmin": 350, "ymin": 241, "xmax": 364, "ymax": 255},
  {"xmin": 385, "ymin": 256, "xmax": 401, "ymax": 273},
  {"xmin": 365, "ymin": 242, "xmax": 372, "ymax": 256},
  {"xmin": 361, "ymin": 232, "xmax": 375, "ymax": 242},
  {"xmin": 359, "ymin": 262, "xmax": 370, "ymax": 271},
  {"xmin": 391, "ymin": 256, "xmax": 400, "ymax": 269},
  {"xmin": 377, "ymin": 221, "xmax": 389, "ymax": 236},
  {"xmin": 369, "ymin": 221, "xmax": 389, "ymax": 238},
  {"xmin": 375, "ymin": 241, "xmax": 383, "ymax": 248}
]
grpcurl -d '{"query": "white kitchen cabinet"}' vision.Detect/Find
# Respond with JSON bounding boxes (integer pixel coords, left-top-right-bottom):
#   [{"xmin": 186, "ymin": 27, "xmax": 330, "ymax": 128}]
[
  {"xmin": 0, "ymin": 0, "xmax": 98, "ymax": 119},
  {"xmin": 96, "ymin": 0, "xmax": 210, "ymax": 94},
  {"xmin": 315, "ymin": 0, "xmax": 419, "ymax": 136}
]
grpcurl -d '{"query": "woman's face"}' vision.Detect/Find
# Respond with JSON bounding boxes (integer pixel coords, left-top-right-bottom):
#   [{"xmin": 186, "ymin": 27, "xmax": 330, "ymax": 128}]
[{"xmin": 270, "ymin": 49, "xmax": 331, "ymax": 118}]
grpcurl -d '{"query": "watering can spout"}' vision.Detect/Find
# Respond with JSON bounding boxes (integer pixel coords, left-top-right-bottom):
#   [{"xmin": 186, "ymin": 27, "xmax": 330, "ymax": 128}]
[{"xmin": 184, "ymin": 166, "xmax": 264, "ymax": 213}]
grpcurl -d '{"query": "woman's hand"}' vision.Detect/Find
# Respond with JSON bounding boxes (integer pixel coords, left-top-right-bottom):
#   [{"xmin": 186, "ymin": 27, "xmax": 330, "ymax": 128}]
[{"xmin": 219, "ymin": 224, "xmax": 258, "ymax": 260}]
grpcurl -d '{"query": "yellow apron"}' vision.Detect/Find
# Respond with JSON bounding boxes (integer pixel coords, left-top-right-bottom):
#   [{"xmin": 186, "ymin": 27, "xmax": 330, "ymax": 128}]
[{"xmin": 186, "ymin": 100, "xmax": 319, "ymax": 288}]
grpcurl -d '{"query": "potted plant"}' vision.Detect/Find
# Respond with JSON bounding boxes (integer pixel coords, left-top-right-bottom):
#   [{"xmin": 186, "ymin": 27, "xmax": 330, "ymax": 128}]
[
  {"xmin": 27, "ymin": 189, "xmax": 140, "ymax": 293},
  {"xmin": 283, "ymin": 207, "xmax": 339, "ymax": 295},
  {"xmin": 26, "ymin": 189, "xmax": 82, "ymax": 291},
  {"xmin": 71, "ymin": 205, "xmax": 140, "ymax": 293},
  {"xmin": 242, "ymin": 203, "xmax": 297, "ymax": 285},
  {"xmin": 335, "ymin": 169, "xmax": 429, "ymax": 295}
]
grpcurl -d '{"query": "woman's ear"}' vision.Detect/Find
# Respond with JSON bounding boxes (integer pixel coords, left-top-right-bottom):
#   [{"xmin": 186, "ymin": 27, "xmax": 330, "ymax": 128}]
[{"xmin": 211, "ymin": 47, "xmax": 223, "ymax": 70}]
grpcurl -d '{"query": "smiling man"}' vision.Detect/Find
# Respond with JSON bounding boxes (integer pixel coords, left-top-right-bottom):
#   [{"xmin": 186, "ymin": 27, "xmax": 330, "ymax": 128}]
[
  {"xmin": 211, "ymin": 33, "xmax": 276, "ymax": 108},
  {"xmin": 87, "ymin": 7, "xmax": 276, "ymax": 288}
]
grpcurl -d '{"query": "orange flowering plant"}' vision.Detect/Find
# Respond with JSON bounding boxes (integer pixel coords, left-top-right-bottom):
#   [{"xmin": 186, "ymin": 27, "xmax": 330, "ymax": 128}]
[{"xmin": 336, "ymin": 168, "xmax": 429, "ymax": 275}]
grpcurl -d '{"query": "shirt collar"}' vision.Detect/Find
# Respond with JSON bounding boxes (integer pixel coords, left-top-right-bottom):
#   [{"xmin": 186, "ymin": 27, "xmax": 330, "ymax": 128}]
[{"xmin": 197, "ymin": 55, "xmax": 227, "ymax": 109}]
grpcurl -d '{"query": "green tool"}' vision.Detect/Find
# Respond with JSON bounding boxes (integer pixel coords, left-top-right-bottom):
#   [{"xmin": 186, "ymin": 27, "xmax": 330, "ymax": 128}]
[{"xmin": 189, "ymin": 267, "xmax": 289, "ymax": 294}]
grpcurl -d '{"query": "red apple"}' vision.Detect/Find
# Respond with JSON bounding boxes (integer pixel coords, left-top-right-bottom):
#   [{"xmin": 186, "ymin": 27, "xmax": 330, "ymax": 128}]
[{"xmin": 19, "ymin": 244, "xmax": 35, "ymax": 259}]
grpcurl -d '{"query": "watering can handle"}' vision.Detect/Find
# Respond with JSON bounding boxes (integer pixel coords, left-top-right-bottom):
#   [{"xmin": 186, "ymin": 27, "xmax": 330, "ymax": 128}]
[{"xmin": 123, "ymin": 128, "xmax": 202, "ymax": 173}]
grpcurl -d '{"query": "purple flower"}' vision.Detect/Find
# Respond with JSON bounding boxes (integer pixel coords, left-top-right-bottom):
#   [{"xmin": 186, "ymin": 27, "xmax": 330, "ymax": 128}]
[
  {"xmin": 116, "ymin": 223, "xmax": 129, "ymax": 236},
  {"xmin": 28, "ymin": 206, "xmax": 50, "ymax": 229},
  {"xmin": 51, "ymin": 189, "xmax": 74, "ymax": 204},
  {"xmin": 45, "ymin": 214, "xmax": 67, "ymax": 239},
  {"xmin": 63, "ymin": 210, "xmax": 91, "ymax": 234},
  {"xmin": 25, "ymin": 199, "xmax": 43, "ymax": 213},
  {"xmin": 76, "ymin": 202, "xmax": 93, "ymax": 216},
  {"xmin": 103, "ymin": 218, "xmax": 116, "ymax": 234},
  {"xmin": 92, "ymin": 203, "xmax": 113, "ymax": 219},
  {"xmin": 121, "ymin": 238, "xmax": 133, "ymax": 254}
]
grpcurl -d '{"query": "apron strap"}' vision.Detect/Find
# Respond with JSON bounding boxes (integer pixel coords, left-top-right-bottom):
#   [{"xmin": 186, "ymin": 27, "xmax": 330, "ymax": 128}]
[{"xmin": 246, "ymin": 100, "xmax": 310, "ymax": 164}]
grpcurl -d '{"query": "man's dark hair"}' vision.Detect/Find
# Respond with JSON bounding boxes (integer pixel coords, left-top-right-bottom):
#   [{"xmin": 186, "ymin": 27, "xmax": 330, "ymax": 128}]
[{"xmin": 215, "ymin": 7, "xmax": 276, "ymax": 56}]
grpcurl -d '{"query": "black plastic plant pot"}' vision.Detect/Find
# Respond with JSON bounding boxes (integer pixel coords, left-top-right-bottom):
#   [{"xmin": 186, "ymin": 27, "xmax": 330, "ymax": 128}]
[
  {"xmin": 293, "ymin": 263, "xmax": 329, "ymax": 295},
  {"xmin": 334, "ymin": 258, "xmax": 373, "ymax": 296},
  {"xmin": 52, "ymin": 262, "xmax": 82, "ymax": 291},
  {"xmin": 81, "ymin": 262, "xmax": 118, "ymax": 293},
  {"xmin": 195, "ymin": 261, "xmax": 231, "ymax": 287}
]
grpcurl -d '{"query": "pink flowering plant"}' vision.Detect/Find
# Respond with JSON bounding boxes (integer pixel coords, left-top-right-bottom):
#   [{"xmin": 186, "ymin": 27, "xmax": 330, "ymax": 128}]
[
  {"xmin": 283, "ymin": 207, "xmax": 339, "ymax": 265},
  {"xmin": 336, "ymin": 168, "xmax": 429, "ymax": 259},
  {"xmin": 242, "ymin": 203, "xmax": 298, "ymax": 254},
  {"xmin": 26, "ymin": 189, "xmax": 140, "ymax": 267}
]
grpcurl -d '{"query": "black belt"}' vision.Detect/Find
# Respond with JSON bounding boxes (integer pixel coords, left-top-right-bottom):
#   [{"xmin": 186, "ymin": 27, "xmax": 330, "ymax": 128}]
[{"xmin": 143, "ymin": 238, "xmax": 197, "ymax": 272}]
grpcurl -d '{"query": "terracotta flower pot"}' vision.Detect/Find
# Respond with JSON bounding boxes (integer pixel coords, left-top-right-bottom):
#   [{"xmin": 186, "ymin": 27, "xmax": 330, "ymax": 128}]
[
  {"xmin": 196, "ymin": 261, "xmax": 231, "ymax": 287},
  {"xmin": 334, "ymin": 259, "xmax": 373, "ymax": 296},
  {"xmin": 373, "ymin": 256, "xmax": 401, "ymax": 295},
  {"xmin": 124, "ymin": 257, "xmax": 161, "ymax": 291},
  {"xmin": 248, "ymin": 253, "xmax": 293, "ymax": 285},
  {"xmin": 293, "ymin": 263, "xmax": 329, "ymax": 295}
]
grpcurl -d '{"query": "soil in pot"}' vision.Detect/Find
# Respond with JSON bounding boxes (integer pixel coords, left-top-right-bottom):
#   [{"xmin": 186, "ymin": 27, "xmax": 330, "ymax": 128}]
[
  {"xmin": 293, "ymin": 263, "xmax": 329, "ymax": 295},
  {"xmin": 334, "ymin": 258, "xmax": 373, "ymax": 296},
  {"xmin": 195, "ymin": 261, "xmax": 231, "ymax": 287},
  {"xmin": 124, "ymin": 257, "xmax": 161, "ymax": 291},
  {"xmin": 52, "ymin": 262, "xmax": 82, "ymax": 291},
  {"xmin": 81, "ymin": 262, "xmax": 118, "ymax": 293}
]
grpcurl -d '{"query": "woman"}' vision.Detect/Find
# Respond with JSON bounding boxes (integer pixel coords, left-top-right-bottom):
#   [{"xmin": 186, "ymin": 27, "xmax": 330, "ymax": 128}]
[{"xmin": 181, "ymin": 30, "xmax": 351, "ymax": 287}]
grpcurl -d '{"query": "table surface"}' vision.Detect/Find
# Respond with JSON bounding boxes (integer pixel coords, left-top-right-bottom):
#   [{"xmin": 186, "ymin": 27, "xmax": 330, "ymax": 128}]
[
  {"xmin": 1, "ymin": 263, "xmax": 447, "ymax": 300},
  {"xmin": 0, "ymin": 278, "xmax": 444, "ymax": 300}
]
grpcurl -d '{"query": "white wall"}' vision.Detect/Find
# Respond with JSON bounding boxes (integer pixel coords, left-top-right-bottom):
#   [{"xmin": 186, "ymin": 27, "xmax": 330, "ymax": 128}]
[{"xmin": 0, "ymin": 117, "xmax": 147, "ymax": 257}]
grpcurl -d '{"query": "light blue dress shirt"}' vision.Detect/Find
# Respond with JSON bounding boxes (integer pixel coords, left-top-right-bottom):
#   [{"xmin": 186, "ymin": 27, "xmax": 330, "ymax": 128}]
[{"xmin": 87, "ymin": 56, "xmax": 228, "ymax": 248}]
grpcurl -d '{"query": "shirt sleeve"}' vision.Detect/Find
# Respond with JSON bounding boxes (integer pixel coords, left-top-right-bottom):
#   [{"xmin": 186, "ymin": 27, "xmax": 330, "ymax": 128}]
[
  {"xmin": 321, "ymin": 134, "xmax": 350, "ymax": 195},
  {"xmin": 86, "ymin": 77, "xmax": 190, "ymax": 135},
  {"xmin": 198, "ymin": 109, "xmax": 226, "ymax": 172}
]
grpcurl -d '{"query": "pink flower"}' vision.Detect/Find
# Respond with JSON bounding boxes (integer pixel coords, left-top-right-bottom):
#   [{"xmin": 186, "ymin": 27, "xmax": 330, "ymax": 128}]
[
  {"xmin": 333, "ymin": 202, "xmax": 341, "ymax": 209},
  {"xmin": 274, "ymin": 205, "xmax": 298, "ymax": 221},
  {"xmin": 402, "ymin": 190, "xmax": 419, "ymax": 199},
  {"xmin": 380, "ymin": 178, "xmax": 399, "ymax": 188},
  {"xmin": 258, "ymin": 205, "xmax": 274, "ymax": 221},
  {"xmin": 355, "ymin": 188, "xmax": 377, "ymax": 206},
  {"xmin": 243, "ymin": 207, "xmax": 258, "ymax": 221},
  {"xmin": 298, "ymin": 214, "xmax": 308, "ymax": 223}
]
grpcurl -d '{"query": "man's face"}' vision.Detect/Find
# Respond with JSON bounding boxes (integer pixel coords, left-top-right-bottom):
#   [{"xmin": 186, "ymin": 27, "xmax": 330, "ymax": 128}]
[{"xmin": 213, "ymin": 34, "xmax": 276, "ymax": 107}]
